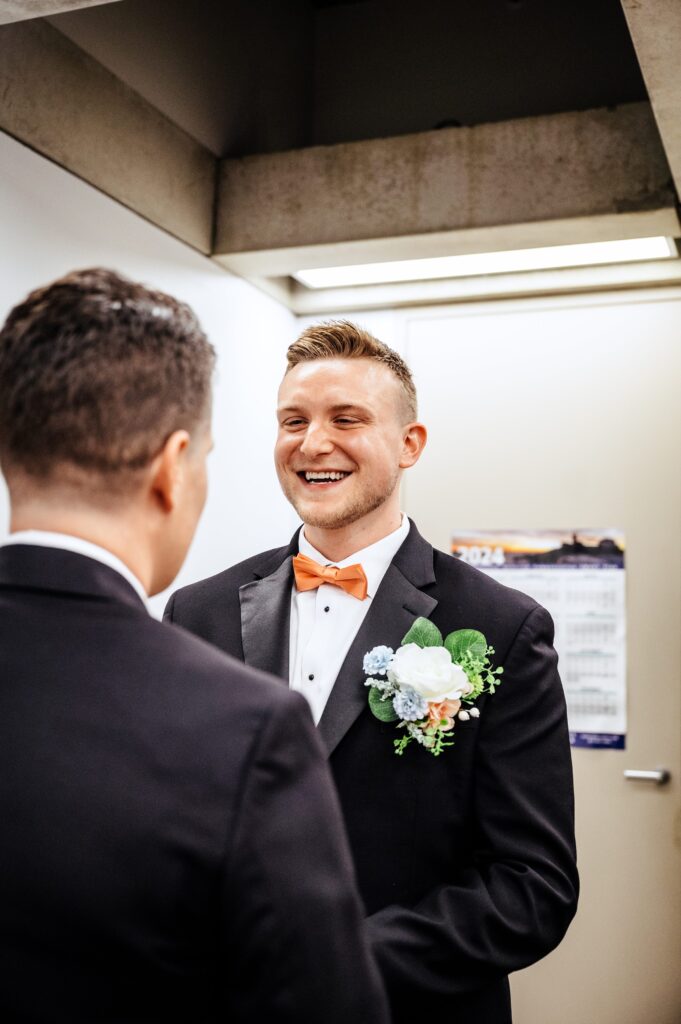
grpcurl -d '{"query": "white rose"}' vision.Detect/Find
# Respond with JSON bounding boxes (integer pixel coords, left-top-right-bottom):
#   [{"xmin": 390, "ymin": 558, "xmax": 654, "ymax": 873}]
[{"xmin": 388, "ymin": 643, "xmax": 473, "ymax": 702}]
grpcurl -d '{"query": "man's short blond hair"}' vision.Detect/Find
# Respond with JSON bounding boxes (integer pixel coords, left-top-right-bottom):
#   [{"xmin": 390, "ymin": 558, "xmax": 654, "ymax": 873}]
[{"xmin": 286, "ymin": 320, "xmax": 417, "ymax": 422}]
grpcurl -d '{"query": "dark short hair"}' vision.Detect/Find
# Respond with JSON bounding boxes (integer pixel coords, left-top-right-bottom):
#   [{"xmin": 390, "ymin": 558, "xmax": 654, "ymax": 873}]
[
  {"xmin": 0, "ymin": 268, "xmax": 215, "ymax": 486},
  {"xmin": 286, "ymin": 320, "xmax": 417, "ymax": 421}
]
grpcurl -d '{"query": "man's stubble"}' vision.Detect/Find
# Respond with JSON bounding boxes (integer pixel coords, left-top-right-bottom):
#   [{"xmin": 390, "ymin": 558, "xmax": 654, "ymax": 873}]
[{"xmin": 281, "ymin": 466, "xmax": 401, "ymax": 532}]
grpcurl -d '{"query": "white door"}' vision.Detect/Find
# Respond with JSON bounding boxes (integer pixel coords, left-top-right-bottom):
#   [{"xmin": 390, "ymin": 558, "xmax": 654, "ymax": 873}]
[{"xmin": 402, "ymin": 289, "xmax": 681, "ymax": 1024}]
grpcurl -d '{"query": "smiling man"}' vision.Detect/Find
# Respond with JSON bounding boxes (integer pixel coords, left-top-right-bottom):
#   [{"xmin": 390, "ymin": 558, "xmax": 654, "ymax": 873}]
[{"xmin": 166, "ymin": 320, "xmax": 579, "ymax": 1024}]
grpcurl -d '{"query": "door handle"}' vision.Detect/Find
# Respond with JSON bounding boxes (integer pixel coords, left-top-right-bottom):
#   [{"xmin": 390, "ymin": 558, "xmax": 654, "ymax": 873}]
[{"xmin": 624, "ymin": 768, "xmax": 671, "ymax": 785}]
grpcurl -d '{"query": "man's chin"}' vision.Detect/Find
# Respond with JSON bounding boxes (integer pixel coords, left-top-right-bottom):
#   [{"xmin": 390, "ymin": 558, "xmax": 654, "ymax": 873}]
[
  {"xmin": 293, "ymin": 505, "xmax": 353, "ymax": 531},
  {"xmin": 283, "ymin": 492, "xmax": 350, "ymax": 530},
  {"xmin": 283, "ymin": 479, "xmax": 398, "ymax": 532},
  {"xmin": 289, "ymin": 496, "xmax": 383, "ymax": 532}
]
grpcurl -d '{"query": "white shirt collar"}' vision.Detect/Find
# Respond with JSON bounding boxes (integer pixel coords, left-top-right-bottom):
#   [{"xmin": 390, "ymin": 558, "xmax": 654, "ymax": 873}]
[
  {"xmin": 2, "ymin": 530, "xmax": 148, "ymax": 606},
  {"xmin": 298, "ymin": 515, "xmax": 410, "ymax": 599}
]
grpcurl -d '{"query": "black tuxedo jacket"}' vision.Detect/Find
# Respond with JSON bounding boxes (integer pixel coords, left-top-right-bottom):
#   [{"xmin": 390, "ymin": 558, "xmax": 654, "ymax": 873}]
[
  {"xmin": 166, "ymin": 521, "xmax": 579, "ymax": 1024},
  {"xmin": 0, "ymin": 545, "xmax": 388, "ymax": 1024}
]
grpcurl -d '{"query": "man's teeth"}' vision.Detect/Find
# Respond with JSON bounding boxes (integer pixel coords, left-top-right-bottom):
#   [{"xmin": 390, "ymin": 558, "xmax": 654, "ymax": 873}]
[{"xmin": 304, "ymin": 471, "xmax": 349, "ymax": 481}]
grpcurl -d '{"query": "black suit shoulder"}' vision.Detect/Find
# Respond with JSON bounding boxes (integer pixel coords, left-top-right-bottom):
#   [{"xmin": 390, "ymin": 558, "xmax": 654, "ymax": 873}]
[
  {"xmin": 164, "ymin": 543, "xmax": 291, "ymax": 652},
  {"xmin": 175, "ymin": 544, "xmax": 289, "ymax": 602},
  {"xmin": 103, "ymin": 603, "xmax": 296, "ymax": 721},
  {"xmin": 430, "ymin": 546, "xmax": 545, "ymax": 637},
  {"xmin": 152, "ymin": 610, "xmax": 282, "ymax": 698},
  {"xmin": 143, "ymin": 617, "xmax": 322, "ymax": 791}
]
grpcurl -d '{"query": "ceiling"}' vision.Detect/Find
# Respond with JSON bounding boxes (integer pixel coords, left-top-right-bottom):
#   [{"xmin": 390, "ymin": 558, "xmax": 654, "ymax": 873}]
[
  {"xmin": 4, "ymin": 0, "xmax": 679, "ymax": 313},
  {"xmin": 49, "ymin": 0, "xmax": 647, "ymax": 157}
]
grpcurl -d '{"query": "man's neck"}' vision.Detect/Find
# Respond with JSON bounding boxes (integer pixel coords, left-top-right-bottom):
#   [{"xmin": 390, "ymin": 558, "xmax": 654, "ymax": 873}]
[
  {"xmin": 10, "ymin": 504, "xmax": 153, "ymax": 594},
  {"xmin": 302, "ymin": 506, "xmax": 403, "ymax": 563}
]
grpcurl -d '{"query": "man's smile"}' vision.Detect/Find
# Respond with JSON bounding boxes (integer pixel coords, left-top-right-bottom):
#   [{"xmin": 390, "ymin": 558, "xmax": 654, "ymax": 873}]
[{"xmin": 296, "ymin": 469, "xmax": 353, "ymax": 487}]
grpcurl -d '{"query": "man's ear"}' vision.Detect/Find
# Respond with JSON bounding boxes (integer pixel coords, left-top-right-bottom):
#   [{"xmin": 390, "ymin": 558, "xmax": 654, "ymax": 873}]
[
  {"xmin": 150, "ymin": 430, "xmax": 191, "ymax": 512},
  {"xmin": 399, "ymin": 422, "xmax": 427, "ymax": 469}
]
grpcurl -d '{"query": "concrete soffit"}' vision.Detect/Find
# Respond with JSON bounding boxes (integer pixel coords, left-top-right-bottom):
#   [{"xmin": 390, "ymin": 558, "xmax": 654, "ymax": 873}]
[
  {"xmin": 621, "ymin": 0, "xmax": 681, "ymax": 202},
  {"xmin": 214, "ymin": 102, "xmax": 678, "ymax": 272},
  {"xmin": 213, "ymin": 101, "xmax": 681, "ymax": 312},
  {"xmin": 0, "ymin": 1, "xmax": 123, "ymax": 27},
  {"xmin": 0, "ymin": 19, "xmax": 216, "ymax": 253},
  {"xmin": 0, "ymin": 16, "xmax": 679, "ymax": 311}
]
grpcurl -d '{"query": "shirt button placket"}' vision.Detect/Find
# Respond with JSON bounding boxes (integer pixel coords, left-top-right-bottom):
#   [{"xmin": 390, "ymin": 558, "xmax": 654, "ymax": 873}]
[{"xmin": 304, "ymin": 588, "xmax": 325, "ymax": 689}]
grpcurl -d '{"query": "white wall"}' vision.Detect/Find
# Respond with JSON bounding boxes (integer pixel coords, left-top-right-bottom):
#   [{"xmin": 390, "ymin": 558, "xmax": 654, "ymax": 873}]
[{"xmin": 0, "ymin": 131, "xmax": 300, "ymax": 615}]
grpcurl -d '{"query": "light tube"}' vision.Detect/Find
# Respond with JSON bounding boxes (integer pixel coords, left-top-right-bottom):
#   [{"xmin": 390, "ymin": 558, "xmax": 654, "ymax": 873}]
[{"xmin": 293, "ymin": 237, "xmax": 677, "ymax": 289}]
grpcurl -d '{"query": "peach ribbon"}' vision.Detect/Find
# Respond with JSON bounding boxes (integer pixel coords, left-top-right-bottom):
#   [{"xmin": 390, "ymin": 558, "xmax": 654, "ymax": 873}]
[{"xmin": 292, "ymin": 553, "xmax": 368, "ymax": 601}]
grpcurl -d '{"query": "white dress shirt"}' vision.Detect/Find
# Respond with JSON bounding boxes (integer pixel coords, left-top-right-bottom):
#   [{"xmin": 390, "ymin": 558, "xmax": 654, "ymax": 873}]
[
  {"xmin": 289, "ymin": 515, "xmax": 410, "ymax": 724},
  {"xmin": 2, "ymin": 530, "xmax": 148, "ymax": 606}
]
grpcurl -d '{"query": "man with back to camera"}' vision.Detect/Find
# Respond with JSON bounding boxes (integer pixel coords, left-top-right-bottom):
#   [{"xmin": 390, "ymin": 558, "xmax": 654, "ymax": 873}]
[
  {"xmin": 0, "ymin": 276, "xmax": 389, "ymax": 1024},
  {"xmin": 166, "ymin": 320, "xmax": 580, "ymax": 1024}
]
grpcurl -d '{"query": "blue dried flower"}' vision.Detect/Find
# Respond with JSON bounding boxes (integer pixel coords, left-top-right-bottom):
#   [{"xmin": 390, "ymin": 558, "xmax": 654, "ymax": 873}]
[
  {"xmin": 393, "ymin": 687, "xmax": 429, "ymax": 722},
  {"xmin": 363, "ymin": 645, "xmax": 394, "ymax": 676}
]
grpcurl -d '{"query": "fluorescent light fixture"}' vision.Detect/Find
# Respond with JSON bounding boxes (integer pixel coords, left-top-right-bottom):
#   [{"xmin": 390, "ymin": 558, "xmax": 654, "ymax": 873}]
[{"xmin": 294, "ymin": 236, "xmax": 677, "ymax": 289}]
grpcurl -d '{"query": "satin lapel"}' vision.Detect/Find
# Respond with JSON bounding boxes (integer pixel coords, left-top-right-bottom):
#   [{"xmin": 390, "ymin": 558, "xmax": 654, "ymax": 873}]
[
  {"xmin": 318, "ymin": 561, "xmax": 438, "ymax": 756},
  {"xmin": 239, "ymin": 555, "xmax": 293, "ymax": 683}
]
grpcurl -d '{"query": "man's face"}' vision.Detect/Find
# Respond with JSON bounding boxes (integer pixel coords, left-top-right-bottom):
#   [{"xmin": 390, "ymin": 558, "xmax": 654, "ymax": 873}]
[{"xmin": 275, "ymin": 358, "xmax": 413, "ymax": 531}]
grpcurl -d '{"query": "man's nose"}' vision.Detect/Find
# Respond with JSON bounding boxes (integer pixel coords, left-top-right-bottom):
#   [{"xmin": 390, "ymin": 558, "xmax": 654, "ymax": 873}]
[{"xmin": 299, "ymin": 422, "xmax": 334, "ymax": 457}]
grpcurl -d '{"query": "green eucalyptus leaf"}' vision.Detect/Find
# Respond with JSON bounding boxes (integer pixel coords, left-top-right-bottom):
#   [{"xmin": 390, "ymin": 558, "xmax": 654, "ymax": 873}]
[
  {"xmin": 401, "ymin": 616, "xmax": 443, "ymax": 648},
  {"xmin": 445, "ymin": 628, "xmax": 487, "ymax": 663},
  {"xmin": 368, "ymin": 687, "xmax": 399, "ymax": 722}
]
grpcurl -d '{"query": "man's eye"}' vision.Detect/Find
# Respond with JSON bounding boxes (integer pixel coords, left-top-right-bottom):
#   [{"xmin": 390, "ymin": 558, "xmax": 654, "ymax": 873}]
[
  {"xmin": 283, "ymin": 418, "xmax": 306, "ymax": 429},
  {"xmin": 335, "ymin": 417, "xmax": 359, "ymax": 426}
]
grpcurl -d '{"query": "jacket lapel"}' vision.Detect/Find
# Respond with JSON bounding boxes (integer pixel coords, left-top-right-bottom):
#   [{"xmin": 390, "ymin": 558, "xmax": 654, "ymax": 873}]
[
  {"xmin": 238, "ymin": 538, "xmax": 298, "ymax": 683},
  {"xmin": 318, "ymin": 523, "xmax": 438, "ymax": 756}
]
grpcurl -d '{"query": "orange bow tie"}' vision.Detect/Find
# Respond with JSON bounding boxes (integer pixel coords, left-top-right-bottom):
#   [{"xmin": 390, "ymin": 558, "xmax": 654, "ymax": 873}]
[{"xmin": 292, "ymin": 553, "xmax": 368, "ymax": 601}]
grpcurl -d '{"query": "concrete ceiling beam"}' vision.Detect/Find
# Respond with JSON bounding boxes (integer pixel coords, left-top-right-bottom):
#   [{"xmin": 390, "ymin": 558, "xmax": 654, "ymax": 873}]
[
  {"xmin": 0, "ymin": 1, "xmax": 122, "ymax": 25},
  {"xmin": 621, "ymin": 0, "xmax": 681, "ymax": 200},
  {"xmin": 0, "ymin": 19, "xmax": 215, "ymax": 252},
  {"xmin": 214, "ymin": 102, "xmax": 678, "ymax": 277}
]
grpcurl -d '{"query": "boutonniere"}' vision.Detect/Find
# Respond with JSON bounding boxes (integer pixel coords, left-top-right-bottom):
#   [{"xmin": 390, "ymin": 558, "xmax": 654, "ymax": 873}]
[{"xmin": 363, "ymin": 617, "xmax": 503, "ymax": 756}]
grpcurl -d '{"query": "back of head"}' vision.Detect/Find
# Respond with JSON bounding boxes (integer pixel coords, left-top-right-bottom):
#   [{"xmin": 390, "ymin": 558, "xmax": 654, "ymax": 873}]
[{"xmin": 0, "ymin": 268, "xmax": 215, "ymax": 499}]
